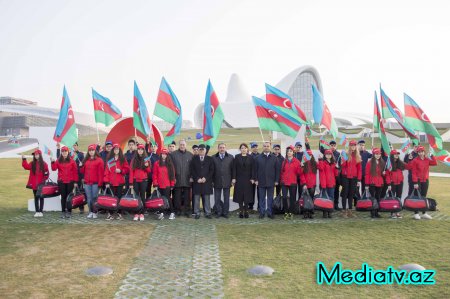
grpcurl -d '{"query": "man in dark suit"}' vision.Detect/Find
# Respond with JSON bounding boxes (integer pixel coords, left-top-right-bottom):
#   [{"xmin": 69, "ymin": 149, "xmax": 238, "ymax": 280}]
[
  {"xmin": 253, "ymin": 142, "xmax": 280, "ymax": 219},
  {"xmin": 190, "ymin": 144, "xmax": 215, "ymax": 219},
  {"xmin": 272, "ymin": 144, "xmax": 284, "ymax": 197},
  {"xmin": 212, "ymin": 143, "xmax": 234, "ymax": 218}
]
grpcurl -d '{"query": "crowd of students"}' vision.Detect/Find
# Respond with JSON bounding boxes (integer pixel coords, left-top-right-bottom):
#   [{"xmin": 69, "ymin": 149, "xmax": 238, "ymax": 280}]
[{"xmin": 22, "ymin": 137, "xmax": 437, "ymax": 221}]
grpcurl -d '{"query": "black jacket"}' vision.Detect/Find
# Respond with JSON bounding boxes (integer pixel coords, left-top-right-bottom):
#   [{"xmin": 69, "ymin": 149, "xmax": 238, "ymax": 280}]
[
  {"xmin": 212, "ymin": 152, "xmax": 234, "ymax": 189},
  {"xmin": 190, "ymin": 155, "xmax": 215, "ymax": 195},
  {"xmin": 253, "ymin": 153, "xmax": 280, "ymax": 188}
]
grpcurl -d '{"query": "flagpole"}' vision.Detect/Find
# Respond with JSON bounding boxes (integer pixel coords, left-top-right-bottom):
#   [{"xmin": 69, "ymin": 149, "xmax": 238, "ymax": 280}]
[
  {"xmin": 258, "ymin": 127, "xmax": 265, "ymax": 143},
  {"xmin": 371, "ymin": 122, "xmax": 375, "ymax": 149},
  {"xmin": 95, "ymin": 123, "xmax": 100, "ymax": 143}
]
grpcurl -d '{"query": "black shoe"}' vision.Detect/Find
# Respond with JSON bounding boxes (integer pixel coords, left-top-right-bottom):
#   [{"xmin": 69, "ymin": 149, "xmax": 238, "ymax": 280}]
[
  {"xmin": 244, "ymin": 212, "xmax": 249, "ymax": 218},
  {"xmin": 205, "ymin": 215, "xmax": 212, "ymax": 219},
  {"xmin": 195, "ymin": 215, "xmax": 200, "ymax": 219},
  {"xmin": 259, "ymin": 214, "xmax": 264, "ymax": 219},
  {"xmin": 309, "ymin": 214, "xmax": 313, "ymax": 219},
  {"xmin": 268, "ymin": 214, "xmax": 274, "ymax": 219},
  {"xmin": 184, "ymin": 213, "xmax": 191, "ymax": 218},
  {"xmin": 222, "ymin": 214, "xmax": 229, "ymax": 219},
  {"xmin": 176, "ymin": 212, "xmax": 182, "ymax": 217},
  {"xmin": 328, "ymin": 213, "xmax": 332, "ymax": 218},
  {"xmin": 375, "ymin": 213, "xmax": 382, "ymax": 218},
  {"xmin": 303, "ymin": 214, "xmax": 308, "ymax": 219},
  {"xmin": 239, "ymin": 213, "xmax": 244, "ymax": 218},
  {"xmin": 215, "ymin": 214, "xmax": 221, "ymax": 219}
]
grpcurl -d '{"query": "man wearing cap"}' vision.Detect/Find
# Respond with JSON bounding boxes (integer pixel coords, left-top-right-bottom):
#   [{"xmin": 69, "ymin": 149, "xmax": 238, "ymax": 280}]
[
  {"xmin": 253, "ymin": 142, "xmax": 280, "ymax": 219},
  {"xmin": 171, "ymin": 139, "xmax": 194, "ymax": 217},
  {"xmin": 190, "ymin": 144, "xmax": 215, "ymax": 219},
  {"xmin": 212, "ymin": 143, "xmax": 234, "ymax": 218},
  {"xmin": 168, "ymin": 141, "xmax": 177, "ymax": 153},
  {"xmin": 272, "ymin": 144, "xmax": 284, "ymax": 197},
  {"xmin": 358, "ymin": 140, "xmax": 372, "ymax": 199}
]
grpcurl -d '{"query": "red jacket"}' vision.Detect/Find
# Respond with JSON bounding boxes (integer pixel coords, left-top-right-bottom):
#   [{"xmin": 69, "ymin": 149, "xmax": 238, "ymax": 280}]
[
  {"xmin": 104, "ymin": 159, "xmax": 129, "ymax": 186},
  {"xmin": 341, "ymin": 155, "xmax": 362, "ymax": 180},
  {"xmin": 317, "ymin": 159, "xmax": 338, "ymax": 188},
  {"xmin": 300, "ymin": 161, "xmax": 317, "ymax": 188},
  {"xmin": 410, "ymin": 156, "xmax": 437, "ymax": 183},
  {"xmin": 152, "ymin": 161, "xmax": 175, "ymax": 189},
  {"xmin": 365, "ymin": 159, "xmax": 384, "ymax": 187},
  {"xmin": 129, "ymin": 163, "xmax": 151, "ymax": 183},
  {"xmin": 280, "ymin": 158, "xmax": 302, "ymax": 186},
  {"xmin": 51, "ymin": 159, "xmax": 78, "ymax": 183},
  {"xmin": 80, "ymin": 158, "xmax": 104, "ymax": 186},
  {"xmin": 22, "ymin": 159, "xmax": 49, "ymax": 190}
]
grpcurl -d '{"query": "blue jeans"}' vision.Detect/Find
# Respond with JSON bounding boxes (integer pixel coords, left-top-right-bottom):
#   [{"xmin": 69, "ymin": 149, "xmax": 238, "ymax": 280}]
[
  {"xmin": 84, "ymin": 184, "xmax": 99, "ymax": 213},
  {"xmin": 325, "ymin": 187, "xmax": 335, "ymax": 199},
  {"xmin": 258, "ymin": 186, "xmax": 274, "ymax": 216}
]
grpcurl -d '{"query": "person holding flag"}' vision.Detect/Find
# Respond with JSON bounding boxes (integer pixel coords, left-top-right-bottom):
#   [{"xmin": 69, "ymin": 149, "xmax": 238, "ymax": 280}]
[
  {"xmin": 300, "ymin": 149, "xmax": 317, "ymax": 219},
  {"xmin": 340, "ymin": 140, "xmax": 362, "ymax": 218},
  {"xmin": 51, "ymin": 146, "xmax": 79, "ymax": 219},
  {"xmin": 385, "ymin": 149, "xmax": 408, "ymax": 219},
  {"xmin": 129, "ymin": 144, "xmax": 151, "ymax": 221},
  {"xmin": 104, "ymin": 144, "xmax": 129, "ymax": 221},
  {"xmin": 22, "ymin": 150, "xmax": 49, "ymax": 217},
  {"xmin": 408, "ymin": 146, "xmax": 437, "ymax": 220},
  {"xmin": 404, "ymin": 143, "xmax": 420, "ymax": 195},
  {"xmin": 80, "ymin": 144, "xmax": 104, "ymax": 219},
  {"xmin": 364, "ymin": 148, "xmax": 385, "ymax": 218},
  {"xmin": 280, "ymin": 145, "xmax": 302, "ymax": 219},
  {"xmin": 318, "ymin": 149, "xmax": 338, "ymax": 218}
]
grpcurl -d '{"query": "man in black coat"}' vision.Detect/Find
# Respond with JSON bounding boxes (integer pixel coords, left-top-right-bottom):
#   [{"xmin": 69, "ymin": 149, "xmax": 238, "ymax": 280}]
[
  {"xmin": 249, "ymin": 142, "xmax": 259, "ymax": 211},
  {"xmin": 253, "ymin": 142, "xmax": 280, "ymax": 219},
  {"xmin": 190, "ymin": 144, "xmax": 215, "ymax": 219},
  {"xmin": 272, "ymin": 144, "xmax": 284, "ymax": 197},
  {"xmin": 212, "ymin": 143, "xmax": 234, "ymax": 218}
]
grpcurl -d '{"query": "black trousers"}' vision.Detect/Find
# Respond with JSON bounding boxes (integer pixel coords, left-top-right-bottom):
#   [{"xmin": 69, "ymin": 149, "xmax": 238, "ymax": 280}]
[
  {"xmin": 391, "ymin": 182, "xmax": 403, "ymax": 198},
  {"xmin": 341, "ymin": 177, "xmax": 357, "ymax": 210},
  {"xmin": 111, "ymin": 185, "xmax": 124, "ymax": 214},
  {"xmin": 369, "ymin": 185, "xmax": 382, "ymax": 216},
  {"xmin": 415, "ymin": 180, "xmax": 429, "ymax": 214},
  {"xmin": 133, "ymin": 181, "xmax": 148, "ymax": 213},
  {"xmin": 146, "ymin": 176, "xmax": 153, "ymax": 199},
  {"xmin": 275, "ymin": 184, "xmax": 281, "ymax": 197},
  {"xmin": 334, "ymin": 175, "xmax": 341, "ymax": 209},
  {"xmin": 282, "ymin": 184, "xmax": 297, "ymax": 213},
  {"xmin": 58, "ymin": 181, "xmax": 74, "ymax": 213},
  {"xmin": 159, "ymin": 187, "xmax": 173, "ymax": 213},
  {"xmin": 248, "ymin": 184, "xmax": 257, "ymax": 210},
  {"xmin": 33, "ymin": 190, "xmax": 44, "ymax": 212},
  {"xmin": 174, "ymin": 187, "xmax": 191, "ymax": 215}
]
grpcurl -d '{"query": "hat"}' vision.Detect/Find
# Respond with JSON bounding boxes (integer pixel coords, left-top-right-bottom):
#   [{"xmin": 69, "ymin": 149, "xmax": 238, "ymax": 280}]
[
  {"xmin": 286, "ymin": 145, "xmax": 295, "ymax": 151},
  {"xmin": 198, "ymin": 144, "xmax": 206, "ymax": 150},
  {"xmin": 358, "ymin": 140, "xmax": 366, "ymax": 144},
  {"xmin": 161, "ymin": 148, "xmax": 169, "ymax": 154},
  {"xmin": 295, "ymin": 142, "xmax": 302, "ymax": 147},
  {"xmin": 272, "ymin": 144, "xmax": 280, "ymax": 149},
  {"xmin": 417, "ymin": 146, "xmax": 425, "ymax": 152},
  {"xmin": 105, "ymin": 140, "xmax": 113, "ymax": 146},
  {"xmin": 250, "ymin": 142, "xmax": 258, "ymax": 148},
  {"xmin": 113, "ymin": 143, "xmax": 120, "ymax": 149},
  {"xmin": 349, "ymin": 140, "xmax": 357, "ymax": 146},
  {"xmin": 329, "ymin": 140, "xmax": 337, "ymax": 145},
  {"xmin": 61, "ymin": 146, "xmax": 69, "ymax": 152},
  {"xmin": 192, "ymin": 144, "xmax": 199, "ymax": 150},
  {"xmin": 33, "ymin": 149, "xmax": 42, "ymax": 155},
  {"xmin": 88, "ymin": 144, "xmax": 96, "ymax": 151},
  {"xmin": 171, "ymin": 141, "xmax": 176, "ymax": 146},
  {"xmin": 325, "ymin": 149, "xmax": 333, "ymax": 155},
  {"xmin": 372, "ymin": 148, "xmax": 381, "ymax": 154},
  {"xmin": 391, "ymin": 149, "xmax": 399, "ymax": 155},
  {"xmin": 137, "ymin": 144, "xmax": 145, "ymax": 150}
]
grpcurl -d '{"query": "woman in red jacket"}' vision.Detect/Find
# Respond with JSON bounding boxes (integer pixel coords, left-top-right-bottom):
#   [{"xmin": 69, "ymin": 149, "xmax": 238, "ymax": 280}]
[
  {"xmin": 80, "ymin": 144, "xmax": 104, "ymax": 219},
  {"xmin": 129, "ymin": 144, "xmax": 151, "ymax": 221},
  {"xmin": 280, "ymin": 146, "xmax": 301, "ymax": 219},
  {"xmin": 51, "ymin": 146, "xmax": 79, "ymax": 218},
  {"xmin": 22, "ymin": 149, "xmax": 49, "ymax": 217},
  {"xmin": 340, "ymin": 140, "xmax": 362, "ymax": 218},
  {"xmin": 152, "ymin": 148, "xmax": 176, "ymax": 220},
  {"xmin": 364, "ymin": 148, "xmax": 385, "ymax": 218},
  {"xmin": 301, "ymin": 150, "xmax": 317, "ymax": 219},
  {"xmin": 408, "ymin": 146, "xmax": 437, "ymax": 220},
  {"xmin": 104, "ymin": 144, "xmax": 129, "ymax": 220},
  {"xmin": 318, "ymin": 149, "xmax": 338, "ymax": 218},
  {"xmin": 385, "ymin": 149, "xmax": 408, "ymax": 219}
]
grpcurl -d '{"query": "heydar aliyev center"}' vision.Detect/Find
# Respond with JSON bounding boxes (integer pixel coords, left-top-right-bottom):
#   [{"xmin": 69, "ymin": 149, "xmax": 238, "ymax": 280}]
[{"xmin": 194, "ymin": 65, "xmax": 373, "ymax": 128}]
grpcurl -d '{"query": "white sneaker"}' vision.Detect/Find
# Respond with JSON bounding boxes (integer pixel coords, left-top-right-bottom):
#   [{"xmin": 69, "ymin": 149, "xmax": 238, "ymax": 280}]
[
  {"xmin": 157, "ymin": 213, "xmax": 164, "ymax": 220},
  {"xmin": 139, "ymin": 214, "xmax": 145, "ymax": 221},
  {"xmin": 87, "ymin": 212, "xmax": 93, "ymax": 219},
  {"xmin": 39, "ymin": 212, "xmax": 43, "ymax": 217},
  {"xmin": 422, "ymin": 213, "xmax": 432, "ymax": 220},
  {"xmin": 414, "ymin": 213, "xmax": 421, "ymax": 220},
  {"xmin": 34, "ymin": 212, "xmax": 39, "ymax": 218},
  {"xmin": 133, "ymin": 214, "xmax": 139, "ymax": 221},
  {"xmin": 93, "ymin": 213, "xmax": 98, "ymax": 219},
  {"xmin": 169, "ymin": 213, "xmax": 175, "ymax": 220}
]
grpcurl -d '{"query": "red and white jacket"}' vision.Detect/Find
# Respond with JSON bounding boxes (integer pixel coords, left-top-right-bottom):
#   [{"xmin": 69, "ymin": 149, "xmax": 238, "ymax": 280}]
[
  {"xmin": 410, "ymin": 156, "xmax": 437, "ymax": 183},
  {"xmin": 22, "ymin": 159, "xmax": 49, "ymax": 190},
  {"xmin": 365, "ymin": 159, "xmax": 384, "ymax": 187},
  {"xmin": 280, "ymin": 158, "xmax": 302, "ymax": 186},
  {"xmin": 80, "ymin": 158, "xmax": 104, "ymax": 186},
  {"xmin": 317, "ymin": 159, "xmax": 338, "ymax": 188},
  {"xmin": 104, "ymin": 158, "xmax": 130, "ymax": 186},
  {"xmin": 152, "ymin": 161, "xmax": 175, "ymax": 189},
  {"xmin": 51, "ymin": 159, "xmax": 78, "ymax": 183}
]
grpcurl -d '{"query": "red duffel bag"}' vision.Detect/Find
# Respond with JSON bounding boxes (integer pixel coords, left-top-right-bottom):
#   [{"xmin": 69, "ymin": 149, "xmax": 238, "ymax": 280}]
[
  {"xmin": 96, "ymin": 187, "xmax": 119, "ymax": 211},
  {"xmin": 404, "ymin": 189, "xmax": 428, "ymax": 212},
  {"xmin": 36, "ymin": 179, "xmax": 60, "ymax": 198},
  {"xmin": 356, "ymin": 190, "xmax": 374, "ymax": 211},
  {"xmin": 379, "ymin": 190, "xmax": 402, "ymax": 213},
  {"xmin": 313, "ymin": 190, "xmax": 334, "ymax": 212},
  {"xmin": 66, "ymin": 186, "xmax": 87, "ymax": 210},
  {"xmin": 118, "ymin": 189, "xmax": 143, "ymax": 212},
  {"xmin": 144, "ymin": 189, "xmax": 169, "ymax": 210}
]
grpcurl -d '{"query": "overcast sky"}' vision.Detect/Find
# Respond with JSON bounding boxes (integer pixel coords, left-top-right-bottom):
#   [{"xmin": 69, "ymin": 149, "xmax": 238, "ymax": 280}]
[{"xmin": 1, "ymin": 0, "xmax": 449, "ymax": 123}]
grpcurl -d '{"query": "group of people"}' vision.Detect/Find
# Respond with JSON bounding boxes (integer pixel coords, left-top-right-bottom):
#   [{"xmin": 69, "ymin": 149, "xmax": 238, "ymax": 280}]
[{"xmin": 22, "ymin": 137, "xmax": 437, "ymax": 221}]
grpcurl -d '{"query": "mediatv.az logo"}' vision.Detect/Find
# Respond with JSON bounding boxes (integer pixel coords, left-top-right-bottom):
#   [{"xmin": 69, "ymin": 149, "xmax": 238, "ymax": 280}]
[{"xmin": 316, "ymin": 262, "xmax": 436, "ymax": 285}]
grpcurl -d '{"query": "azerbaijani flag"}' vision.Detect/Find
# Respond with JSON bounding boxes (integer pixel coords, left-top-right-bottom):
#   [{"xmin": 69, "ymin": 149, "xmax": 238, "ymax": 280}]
[
  {"xmin": 404, "ymin": 93, "xmax": 443, "ymax": 150},
  {"xmin": 373, "ymin": 91, "xmax": 391, "ymax": 156},
  {"xmin": 379, "ymin": 87, "xmax": 418, "ymax": 144},
  {"xmin": 340, "ymin": 134, "xmax": 348, "ymax": 148},
  {"xmin": 386, "ymin": 156, "xmax": 392, "ymax": 171},
  {"xmin": 92, "ymin": 88, "xmax": 122, "ymax": 127},
  {"xmin": 44, "ymin": 145, "xmax": 52, "ymax": 157},
  {"xmin": 154, "ymin": 77, "xmax": 182, "ymax": 145},
  {"xmin": 252, "ymin": 96, "xmax": 301, "ymax": 138},
  {"xmin": 107, "ymin": 158, "xmax": 116, "ymax": 169},
  {"xmin": 54, "ymin": 86, "xmax": 78, "ymax": 148},
  {"xmin": 340, "ymin": 150, "xmax": 349, "ymax": 162},
  {"xmin": 320, "ymin": 136, "xmax": 330, "ymax": 149},
  {"xmin": 400, "ymin": 139, "xmax": 411, "ymax": 153},
  {"xmin": 430, "ymin": 148, "xmax": 450, "ymax": 167},
  {"xmin": 303, "ymin": 150, "xmax": 311, "ymax": 162},
  {"xmin": 133, "ymin": 81, "xmax": 152, "ymax": 137},
  {"xmin": 203, "ymin": 80, "xmax": 224, "ymax": 146},
  {"xmin": 312, "ymin": 85, "xmax": 338, "ymax": 138},
  {"xmin": 265, "ymin": 83, "xmax": 308, "ymax": 125}
]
